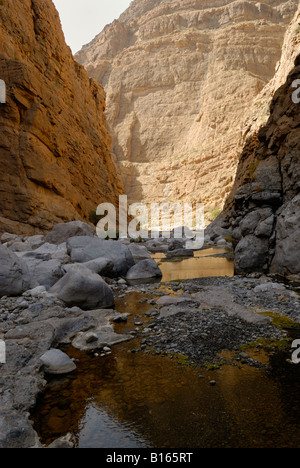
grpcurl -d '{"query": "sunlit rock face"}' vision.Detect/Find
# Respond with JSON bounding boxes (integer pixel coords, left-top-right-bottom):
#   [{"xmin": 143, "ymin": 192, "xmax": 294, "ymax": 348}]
[
  {"xmin": 76, "ymin": 0, "xmax": 297, "ymax": 219},
  {"xmin": 0, "ymin": 0, "xmax": 124, "ymax": 236}
]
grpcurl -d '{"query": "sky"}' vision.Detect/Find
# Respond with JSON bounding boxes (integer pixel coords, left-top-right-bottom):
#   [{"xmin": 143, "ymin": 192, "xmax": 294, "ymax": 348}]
[{"xmin": 52, "ymin": 0, "xmax": 133, "ymax": 54}]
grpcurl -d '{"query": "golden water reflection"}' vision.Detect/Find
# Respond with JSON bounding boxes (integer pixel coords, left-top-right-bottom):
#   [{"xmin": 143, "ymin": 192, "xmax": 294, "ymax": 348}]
[
  {"xmin": 31, "ymin": 343, "xmax": 300, "ymax": 448},
  {"xmin": 152, "ymin": 248, "xmax": 234, "ymax": 282}
]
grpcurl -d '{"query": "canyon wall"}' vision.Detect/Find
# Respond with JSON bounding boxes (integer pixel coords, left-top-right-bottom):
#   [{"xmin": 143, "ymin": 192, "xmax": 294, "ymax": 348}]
[
  {"xmin": 224, "ymin": 5, "xmax": 300, "ymax": 278},
  {"xmin": 76, "ymin": 0, "xmax": 298, "ymax": 220},
  {"xmin": 0, "ymin": 0, "xmax": 124, "ymax": 236}
]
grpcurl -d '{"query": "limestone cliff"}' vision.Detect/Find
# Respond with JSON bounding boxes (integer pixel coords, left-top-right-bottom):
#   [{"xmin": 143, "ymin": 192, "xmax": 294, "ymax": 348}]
[
  {"xmin": 0, "ymin": 0, "xmax": 124, "ymax": 236},
  {"xmin": 76, "ymin": 0, "xmax": 298, "ymax": 219},
  {"xmin": 224, "ymin": 5, "xmax": 300, "ymax": 278}
]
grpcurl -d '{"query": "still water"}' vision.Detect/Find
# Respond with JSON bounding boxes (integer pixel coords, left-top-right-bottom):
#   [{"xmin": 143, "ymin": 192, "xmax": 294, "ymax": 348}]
[
  {"xmin": 31, "ymin": 250, "xmax": 300, "ymax": 448},
  {"xmin": 152, "ymin": 248, "xmax": 234, "ymax": 282}
]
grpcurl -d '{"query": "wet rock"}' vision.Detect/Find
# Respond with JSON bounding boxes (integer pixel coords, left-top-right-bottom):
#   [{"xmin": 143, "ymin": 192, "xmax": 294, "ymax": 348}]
[
  {"xmin": 47, "ymin": 434, "xmax": 73, "ymax": 448},
  {"xmin": 165, "ymin": 249, "xmax": 194, "ymax": 258},
  {"xmin": 39, "ymin": 349, "xmax": 76, "ymax": 375}
]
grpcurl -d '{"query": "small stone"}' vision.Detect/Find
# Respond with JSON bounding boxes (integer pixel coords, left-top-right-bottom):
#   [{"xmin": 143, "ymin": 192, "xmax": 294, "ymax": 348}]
[
  {"xmin": 209, "ymin": 380, "xmax": 217, "ymax": 386},
  {"xmin": 85, "ymin": 333, "xmax": 98, "ymax": 344}
]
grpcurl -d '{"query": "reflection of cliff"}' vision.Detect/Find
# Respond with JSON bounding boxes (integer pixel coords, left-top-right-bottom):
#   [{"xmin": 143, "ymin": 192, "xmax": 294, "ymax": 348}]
[
  {"xmin": 0, "ymin": 0, "xmax": 124, "ymax": 236},
  {"xmin": 224, "ymin": 6, "xmax": 300, "ymax": 278},
  {"xmin": 32, "ymin": 344, "xmax": 300, "ymax": 448},
  {"xmin": 76, "ymin": 0, "xmax": 298, "ymax": 212}
]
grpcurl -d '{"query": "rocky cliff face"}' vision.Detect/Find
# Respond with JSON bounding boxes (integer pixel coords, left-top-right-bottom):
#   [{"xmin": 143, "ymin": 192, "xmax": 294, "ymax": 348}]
[
  {"xmin": 224, "ymin": 5, "xmax": 300, "ymax": 279},
  {"xmin": 76, "ymin": 0, "xmax": 298, "ymax": 218},
  {"xmin": 0, "ymin": 0, "xmax": 124, "ymax": 236}
]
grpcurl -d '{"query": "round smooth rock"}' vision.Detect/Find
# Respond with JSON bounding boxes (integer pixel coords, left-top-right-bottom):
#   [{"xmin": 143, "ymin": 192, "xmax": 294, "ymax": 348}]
[{"xmin": 40, "ymin": 349, "xmax": 76, "ymax": 375}]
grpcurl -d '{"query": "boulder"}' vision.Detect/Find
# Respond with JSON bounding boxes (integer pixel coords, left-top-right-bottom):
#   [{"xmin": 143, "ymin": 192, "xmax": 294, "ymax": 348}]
[
  {"xmin": 234, "ymin": 235, "xmax": 269, "ymax": 274},
  {"xmin": 50, "ymin": 267, "xmax": 114, "ymax": 309},
  {"xmin": 66, "ymin": 236, "xmax": 135, "ymax": 277},
  {"xmin": 0, "ymin": 245, "xmax": 31, "ymax": 296},
  {"xmin": 126, "ymin": 259, "xmax": 162, "ymax": 280},
  {"xmin": 271, "ymin": 195, "xmax": 300, "ymax": 276},
  {"xmin": 16, "ymin": 245, "xmax": 66, "ymax": 290},
  {"xmin": 239, "ymin": 208, "xmax": 273, "ymax": 237},
  {"xmin": 8, "ymin": 235, "xmax": 45, "ymax": 252},
  {"xmin": 39, "ymin": 349, "xmax": 76, "ymax": 375},
  {"xmin": 128, "ymin": 243, "xmax": 151, "ymax": 262},
  {"xmin": 45, "ymin": 221, "xmax": 95, "ymax": 245},
  {"xmin": 18, "ymin": 242, "xmax": 69, "ymax": 263},
  {"xmin": 145, "ymin": 239, "xmax": 168, "ymax": 253},
  {"xmin": 62, "ymin": 258, "xmax": 114, "ymax": 277}
]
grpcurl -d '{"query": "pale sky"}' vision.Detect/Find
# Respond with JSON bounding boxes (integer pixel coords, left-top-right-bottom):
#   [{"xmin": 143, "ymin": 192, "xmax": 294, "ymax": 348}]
[{"xmin": 52, "ymin": 0, "xmax": 133, "ymax": 54}]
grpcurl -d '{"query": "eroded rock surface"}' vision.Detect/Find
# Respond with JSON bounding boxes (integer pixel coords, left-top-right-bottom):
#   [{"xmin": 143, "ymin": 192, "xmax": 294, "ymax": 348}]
[
  {"xmin": 76, "ymin": 0, "xmax": 297, "ymax": 215},
  {"xmin": 0, "ymin": 0, "xmax": 124, "ymax": 236}
]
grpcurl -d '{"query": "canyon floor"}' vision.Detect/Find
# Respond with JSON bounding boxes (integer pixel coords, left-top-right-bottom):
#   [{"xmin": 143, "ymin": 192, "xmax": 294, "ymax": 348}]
[{"xmin": 1, "ymin": 222, "xmax": 300, "ymax": 448}]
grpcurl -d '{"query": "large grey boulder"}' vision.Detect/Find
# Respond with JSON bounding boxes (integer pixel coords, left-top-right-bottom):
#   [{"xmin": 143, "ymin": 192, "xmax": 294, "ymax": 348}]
[
  {"xmin": 16, "ymin": 243, "xmax": 68, "ymax": 290},
  {"xmin": 234, "ymin": 235, "xmax": 269, "ymax": 274},
  {"xmin": 66, "ymin": 236, "xmax": 135, "ymax": 277},
  {"xmin": 271, "ymin": 195, "xmax": 300, "ymax": 276},
  {"xmin": 50, "ymin": 267, "xmax": 114, "ymax": 309},
  {"xmin": 0, "ymin": 245, "xmax": 31, "ymax": 296},
  {"xmin": 239, "ymin": 208, "xmax": 273, "ymax": 237},
  {"xmin": 126, "ymin": 259, "xmax": 162, "ymax": 280},
  {"xmin": 45, "ymin": 221, "xmax": 95, "ymax": 245}
]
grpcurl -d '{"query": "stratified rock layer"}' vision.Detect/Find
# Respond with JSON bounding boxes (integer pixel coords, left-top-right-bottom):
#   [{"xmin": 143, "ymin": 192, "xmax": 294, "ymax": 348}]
[
  {"xmin": 76, "ymin": 0, "xmax": 297, "ymax": 217},
  {"xmin": 0, "ymin": 0, "xmax": 124, "ymax": 236},
  {"xmin": 224, "ymin": 6, "xmax": 300, "ymax": 278}
]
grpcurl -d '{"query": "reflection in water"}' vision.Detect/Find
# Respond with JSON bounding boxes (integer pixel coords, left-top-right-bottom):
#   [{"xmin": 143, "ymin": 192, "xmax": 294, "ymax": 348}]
[
  {"xmin": 152, "ymin": 248, "xmax": 234, "ymax": 282},
  {"xmin": 32, "ymin": 343, "xmax": 300, "ymax": 448},
  {"xmin": 31, "ymin": 251, "xmax": 300, "ymax": 448}
]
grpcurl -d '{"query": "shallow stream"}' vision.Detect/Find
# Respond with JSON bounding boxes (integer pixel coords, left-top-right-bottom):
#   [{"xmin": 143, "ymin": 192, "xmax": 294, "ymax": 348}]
[{"xmin": 31, "ymin": 248, "xmax": 300, "ymax": 448}]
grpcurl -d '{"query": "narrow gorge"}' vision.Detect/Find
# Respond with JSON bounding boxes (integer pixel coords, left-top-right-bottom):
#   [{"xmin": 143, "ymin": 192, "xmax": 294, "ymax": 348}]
[
  {"xmin": 76, "ymin": 0, "xmax": 298, "ymax": 217},
  {"xmin": 0, "ymin": 0, "xmax": 300, "ymax": 450}
]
